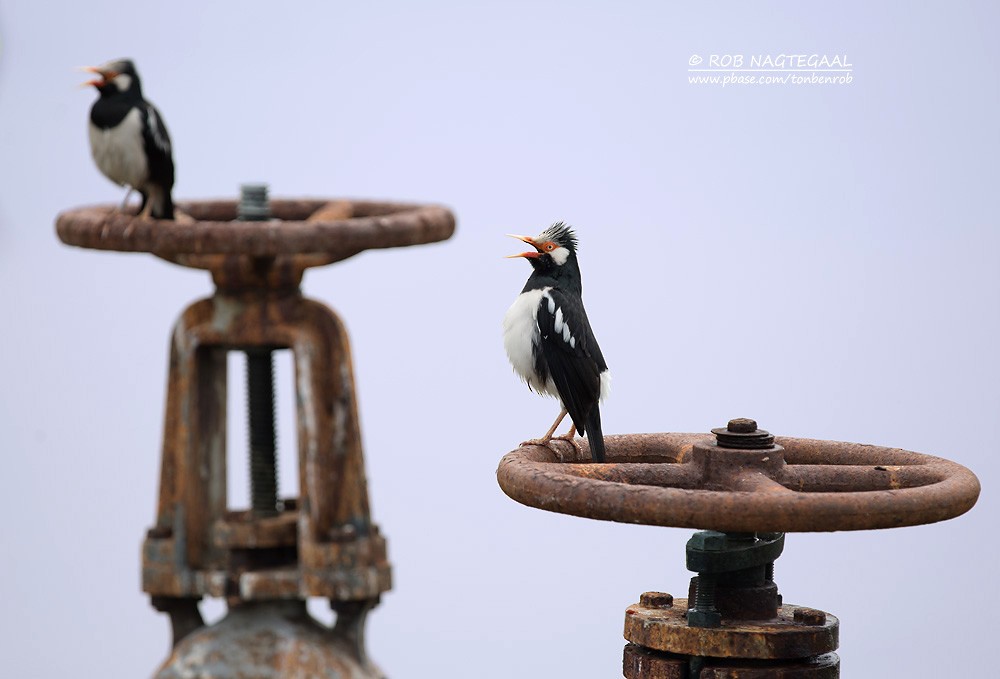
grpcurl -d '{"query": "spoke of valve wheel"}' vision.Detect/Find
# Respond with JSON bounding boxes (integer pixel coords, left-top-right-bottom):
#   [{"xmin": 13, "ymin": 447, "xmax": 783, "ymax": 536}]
[
  {"xmin": 247, "ymin": 350, "xmax": 278, "ymax": 516},
  {"xmin": 780, "ymin": 464, "xmax": 946, "ymax": 492},
  {"xmin": 731, "ymin": 473, "xmax": 794, "ymax": 493},
  {"xmin": 559, "ymin": 462, "xmax": 701, "ymax": 488}
]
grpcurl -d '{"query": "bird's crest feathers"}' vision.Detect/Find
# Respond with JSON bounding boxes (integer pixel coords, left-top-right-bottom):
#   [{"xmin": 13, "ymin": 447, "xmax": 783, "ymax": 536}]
[{"xmin": 537, "ymin": 222, "xmax": 578, "ymax": 253}]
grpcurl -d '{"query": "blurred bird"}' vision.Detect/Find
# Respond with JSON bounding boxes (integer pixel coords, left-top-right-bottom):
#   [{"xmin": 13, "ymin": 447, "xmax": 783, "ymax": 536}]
[
  {"xmin": 82, "ymin": 58, "xmax": 174, "ymax": 219},
  {"xmin": 503, "ymin": 223, "xmax": 610, "ymax": 462}
]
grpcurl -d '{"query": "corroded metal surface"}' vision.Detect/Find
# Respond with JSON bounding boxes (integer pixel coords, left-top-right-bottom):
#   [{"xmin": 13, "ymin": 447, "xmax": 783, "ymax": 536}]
[
  {"xmin": 142, "ymin": 291, "xmax": 392, "ymax": 602},
  {"xmin": 695, "ymin": 654, "xmax": 840, "ymax": 679},
  {"xmin": 496, "ymin": 433, "xmax": 981, "ymax": 532},
  {"xmin": 623, "ymin": 644, "xmax": 686, "ymax": 678},
  {"xmin": 155, "ymin": 601, "xmax": 381, "ymax": 679},
  {"xmin": 623, "ymin": 645, "xmax": 839, "ymax": 679},
  {"xmin": 55, "ymin": 199, "xmax": 455, "ymax": 259},
  {"xmin": 625, "ymin": 599, "xmax": 838, "ymax": 660},
  {"xmin": 55, "ymin": 196, "xmax": 455, "ymax": 676}
]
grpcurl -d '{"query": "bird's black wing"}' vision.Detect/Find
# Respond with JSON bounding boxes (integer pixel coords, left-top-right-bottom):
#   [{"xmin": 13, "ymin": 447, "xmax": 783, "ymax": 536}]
[
  {"xmin": 140, "ymin": 102, "xmax": 175, "ymax": 193},
  {"xmin": 536, "ymin": 288, "xmax": 606, "ymax": 436}
]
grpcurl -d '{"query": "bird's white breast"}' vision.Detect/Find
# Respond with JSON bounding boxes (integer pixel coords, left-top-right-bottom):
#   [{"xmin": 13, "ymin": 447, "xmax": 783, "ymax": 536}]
[
  {"xmin": 503, "ymin": 287, "xmax": 557, "ymax": 397},
  {"xmin": 89, "ymin": 108, "xmax": 148, "ymax": 189}
]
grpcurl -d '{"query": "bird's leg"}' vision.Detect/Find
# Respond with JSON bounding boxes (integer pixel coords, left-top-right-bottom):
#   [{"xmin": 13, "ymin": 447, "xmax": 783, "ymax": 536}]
[
  {"xmin": 541, "ymin": 408, "xmax": 569, "ymax": 442},
  {"xmin": 98, "ymin": 187, "xmax": 134, "ymax": 231},
  {"xmin": 138, "ymin": 199, "xmax": 154, "ymax": 220},
  {"xmin": 554, "ymin": 423, "xmax": 577, "ymax": 442},
  {"xmin": 118, "ymin": 187, "xmax": 135, "ymax": 213},
  {"xmin": 520, "ymin": 408, "xmax": 568, "ymax": 447},
  {"xmin": 520, "ymin": 408, "xmax": 583, "ymax": 458}
]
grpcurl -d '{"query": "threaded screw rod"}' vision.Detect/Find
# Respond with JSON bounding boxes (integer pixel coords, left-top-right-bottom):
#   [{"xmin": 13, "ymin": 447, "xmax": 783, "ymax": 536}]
[
  {"xmin": 246, "ymin": 349, "xmax": 278, "ymax": 515},
  {"xmin": 239, "ymin": 184, "xmax": 278, "ymax": 516}
]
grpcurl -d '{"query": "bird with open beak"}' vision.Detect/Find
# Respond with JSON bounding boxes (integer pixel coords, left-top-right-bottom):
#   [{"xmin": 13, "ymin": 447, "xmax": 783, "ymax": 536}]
[
  {"xmin": 503, "ymin": 223, "xmax": 610, "ymax": 462},
  {"xmin": 82, "ymin": 58, "xmax": 175, "ymax": 219}
]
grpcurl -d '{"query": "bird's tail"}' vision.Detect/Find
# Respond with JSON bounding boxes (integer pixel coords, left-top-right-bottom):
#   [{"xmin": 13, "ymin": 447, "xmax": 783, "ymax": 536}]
[
  {"xmin": 155, "ymin": 191, "xmax": 175, "ymax": 220},
  {"xmin": 142, "ymin": 188, "xmax": 175, "ymax": 220},
  {"xmin": 585, "ymin": 405, "xmax": 606, "ymax": 463}
]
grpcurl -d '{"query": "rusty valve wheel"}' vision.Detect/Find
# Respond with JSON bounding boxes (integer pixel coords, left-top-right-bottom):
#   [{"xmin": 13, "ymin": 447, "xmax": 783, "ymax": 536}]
[
  {"xmin": 497, "ymin": 419, "xmax": 981, "ymax": 532},
  {"xmin": 56, "ymin": 199, "xmax": 454, "ymax": 258},
  {"xmin": 56, "ymin": 198, "xmax": 455, "ymax": 290}
]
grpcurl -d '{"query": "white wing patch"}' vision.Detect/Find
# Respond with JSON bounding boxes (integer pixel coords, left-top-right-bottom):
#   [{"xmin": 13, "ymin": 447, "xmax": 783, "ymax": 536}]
[
  {"xmin": 542, "ymin": 290, "xmax": 556, "ymax": 314},
  {"xmin": 146, "ymin": 107, "xmax": 171, "ymax": 154},
  {"xmin": 541, "ymin": 292, "xmax": 578, "ymax": 350},
  {"xmin": 561, "ymin": 322, "xmax": 573, "ymax": 345}
]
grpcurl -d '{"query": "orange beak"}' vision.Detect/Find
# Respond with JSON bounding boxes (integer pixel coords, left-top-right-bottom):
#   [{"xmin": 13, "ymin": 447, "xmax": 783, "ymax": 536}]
[
  {"xmin": 506, "ymin": 234, "xmax": 542, "ymax": 259},
  {"xmin": 78, "ymin": 65, "xmax": 114, "ymax": 88}
]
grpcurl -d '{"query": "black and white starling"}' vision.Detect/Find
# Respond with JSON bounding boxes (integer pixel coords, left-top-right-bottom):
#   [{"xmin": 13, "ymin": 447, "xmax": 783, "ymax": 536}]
[
  {"xmin": 83, "ymin": 58, "xmax": 175, "ymax": 219},
  {"xmin": 503, "ymin": 223, "xmax": 610, "ymax": 462}
]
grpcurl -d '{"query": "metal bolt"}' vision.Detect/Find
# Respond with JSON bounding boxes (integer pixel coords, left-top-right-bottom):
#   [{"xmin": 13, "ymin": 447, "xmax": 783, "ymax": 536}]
[
  {"xmin": 688, "ymin": 530, "xmax": 728, "ymax": 551},
  {"xmin": 760, "ymin": 532, "xmax": 782, "ymax": 584},
  {"xmin": 686, "ymin": 531, "xmax": 727, "ymax": 628},
  {"xmin": 237, "ymin": 183, "xmax": 271, "ymax": 221},
  {"xmin": 694, "ymin": 576, "xmax": 715, "ymax": 608},
  {"xmin": 687, "ymin": 574, "xmax": 721, "ymax": 628},
  {"xmin": 146, "ymin": 526, "xmax": 172, "ymax": 539},
  {"xmin": 728, "ymin": 418, "xmax": 757, "ymax": 433},
  {"xmin": 711, "ymin": 417, "xmax": 775, "ymax": 450},
  {"xmin": 793, "ymin": 607, "xmax": 827, "ymax": 625},
  {"xmin": 240, "ymin": 184, "xmax": 279, "ymax": 517},
  {"xmin": 639, "ymin": 592, "xmax": 674, "ymax": 609}
]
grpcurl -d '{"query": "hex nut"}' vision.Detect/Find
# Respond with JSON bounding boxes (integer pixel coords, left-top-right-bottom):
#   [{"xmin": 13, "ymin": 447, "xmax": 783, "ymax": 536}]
[
  {"xmin": 688, "ymin": 530, "xmax": 728, "ymax": 551},
  {"xmin": 728, "ymin": 418, "xmax": 758, "ymax": 433},
  {"xmin": 793, "ymin": 607, "xmax": 827, "ymax": 625},
  {"xmin": 640, "ymin": 592, "xmax": 674, "ymax": 608},
  {"xmin": 687, "ymin": 608, "xmax": 722, "ymax": 628}
]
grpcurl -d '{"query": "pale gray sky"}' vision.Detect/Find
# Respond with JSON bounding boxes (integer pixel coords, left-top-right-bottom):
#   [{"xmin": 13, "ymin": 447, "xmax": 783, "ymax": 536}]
[{"xmin": 1, "ymin": 2, "xmax": 998, "ymax": 677}]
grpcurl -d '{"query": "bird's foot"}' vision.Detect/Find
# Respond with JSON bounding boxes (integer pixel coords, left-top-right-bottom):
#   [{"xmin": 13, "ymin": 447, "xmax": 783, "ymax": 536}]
[
  {"xmin": 519, "ymin": 433, "xmax": 582, "ymax": 461},
  {"xmin": 551, "ymin": 430, "xmax": 583, "ymax": 459}
]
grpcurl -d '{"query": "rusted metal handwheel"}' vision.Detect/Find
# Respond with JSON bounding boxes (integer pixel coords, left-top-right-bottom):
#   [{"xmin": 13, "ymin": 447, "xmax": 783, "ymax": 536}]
[
  {"xmin": 497, "ymin": 426, "xmax": 979, "ymax": 532},
  {"xmin": 497, "ymin": 420, "xmax": 980, "ymax": 678},
  {"xmin": 57, "ymin": 198, "xmax": 453, "ymax": 282}
]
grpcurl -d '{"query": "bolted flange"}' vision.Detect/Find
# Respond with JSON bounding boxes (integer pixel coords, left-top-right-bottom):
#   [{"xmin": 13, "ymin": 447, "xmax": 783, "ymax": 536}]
[{"xmin": 626, "ymin": 599, "xmax": 839, "ymax": 661}]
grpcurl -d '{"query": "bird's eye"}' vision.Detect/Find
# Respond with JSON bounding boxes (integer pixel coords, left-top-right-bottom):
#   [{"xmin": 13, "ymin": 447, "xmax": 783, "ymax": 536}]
[{"xmin": 545, "ymin": 243, "xmax": 555, "ymax": 251}]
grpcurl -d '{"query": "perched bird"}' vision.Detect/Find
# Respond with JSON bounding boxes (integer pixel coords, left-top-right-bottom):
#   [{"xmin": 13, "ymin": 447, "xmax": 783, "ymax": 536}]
[
  {"xmin": 503, "ymin": 223, "xmax": 610, "ymax": 462},
  {"xmin": 83, "ymin": 58, "xmax": 175, "ymax": 219}
]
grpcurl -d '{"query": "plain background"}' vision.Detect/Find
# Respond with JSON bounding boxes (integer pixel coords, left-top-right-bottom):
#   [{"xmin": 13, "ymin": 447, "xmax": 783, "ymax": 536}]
[{"xmin": 1, "ymin": 2, "xmax": 997, "ymax": 677}]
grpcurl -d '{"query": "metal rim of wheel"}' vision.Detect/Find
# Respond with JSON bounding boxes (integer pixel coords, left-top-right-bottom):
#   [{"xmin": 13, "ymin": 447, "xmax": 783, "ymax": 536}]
[
  {"xmin": 55, "ymin": 199, "xmax": 455, "ymax": 261},
  {"xmin": 496, "ymin": 432, "xmax": 981, "ymax": 532}
]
